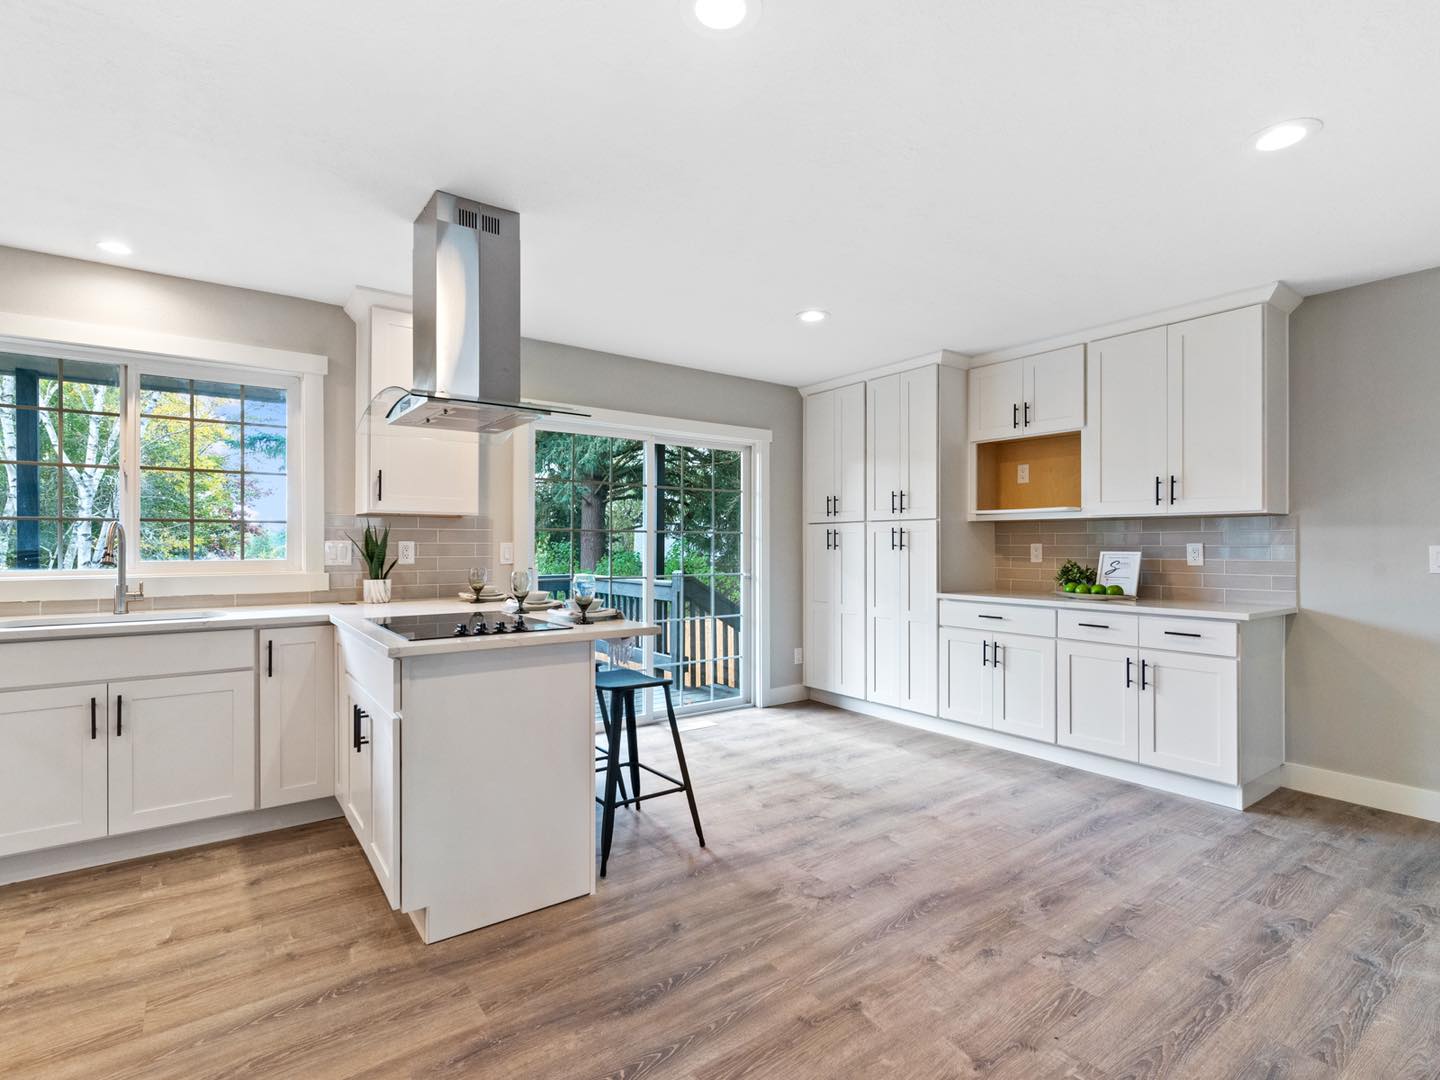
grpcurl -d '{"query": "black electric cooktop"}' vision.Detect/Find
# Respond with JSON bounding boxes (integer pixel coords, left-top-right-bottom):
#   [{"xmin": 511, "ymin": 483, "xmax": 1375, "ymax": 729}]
[{"xmin": 367, "ymin": 613, "xmax": 571, "ymax": 641}]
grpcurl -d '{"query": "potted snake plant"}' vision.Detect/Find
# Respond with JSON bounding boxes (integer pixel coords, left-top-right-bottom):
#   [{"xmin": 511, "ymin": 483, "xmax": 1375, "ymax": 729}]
[{"xmin": 351, "ymin": 522, "xmax": 398, "ymax": 604}]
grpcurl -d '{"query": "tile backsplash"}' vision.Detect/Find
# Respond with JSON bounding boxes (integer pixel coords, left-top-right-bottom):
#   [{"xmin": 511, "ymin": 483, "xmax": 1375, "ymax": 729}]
[{"xmin": 993, "ymin": 515, "xmax": 1296, "ymax": 606}]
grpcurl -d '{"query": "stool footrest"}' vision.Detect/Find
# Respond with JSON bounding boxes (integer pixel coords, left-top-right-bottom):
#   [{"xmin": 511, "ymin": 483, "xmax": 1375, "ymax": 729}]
[
  {"xmin": 593, "ymin": 761, "xmax": 684, "ymax": 789},
  {"xmin": 595, "ymin": 785, "xmax": 687, "ymax": 809}
]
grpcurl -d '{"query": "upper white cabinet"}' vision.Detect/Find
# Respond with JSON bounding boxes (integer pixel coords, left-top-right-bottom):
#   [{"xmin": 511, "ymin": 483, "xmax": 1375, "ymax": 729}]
[
  {"xmin": 969, "ymin": 345, "xmax": 1085, "ymax": 442},
  {"xmin": 259, "ymin": 626, "xmax": 336, "ymax": 809},
  {"xmin": 804, "ymin": 382, "xmax": 865, "ymax": 523},
  {"xmin": 1084, "ymin": 304, "xmax": 1287, "ymax": 517},
  {"xmin": 866, "ymin": 519, "xmax": 937, "ymax": 714},
  {"xmin": 0, "ymin": 684, "xmax": 109, "ymax": 858},
  {"xmin": 804, "ymin": 522, "xmax": 866, "ymax": 698},
  {"xmin": 867, "ymin": 365, "xmax": 938, "ymax": 519},
  {"xmin": 351, "ymin": 303, "xmax": 480, "ymax": 517}
]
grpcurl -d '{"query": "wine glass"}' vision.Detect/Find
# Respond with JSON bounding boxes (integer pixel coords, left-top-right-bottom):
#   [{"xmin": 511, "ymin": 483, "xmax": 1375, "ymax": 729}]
[
  {"xmin": 572, "ymin": 573, "xmax": 597, "ymax": 624},
  {"xmin": 510, "ymin": 567, "xmax": 534, "ymax": 608},
  {"xmin": 467, "ymin": 566, "xmax": 491, "ymax": 601}
]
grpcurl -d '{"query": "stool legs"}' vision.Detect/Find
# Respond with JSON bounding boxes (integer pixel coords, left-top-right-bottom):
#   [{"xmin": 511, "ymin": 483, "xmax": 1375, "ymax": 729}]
[
  {"xmin": 595, "ymin": 688, "xmax": 629, "ymax": 806},
  {"xmin": 599, "ymin": 693, "xmax": 624, "ymax": 879},
  {"xmin": 624, "ymin": 689, "xmax": 642, "ymax": 812},
  {"xmin": 662, "ymin": 682, "xmax": 705, "ymax": 848}
]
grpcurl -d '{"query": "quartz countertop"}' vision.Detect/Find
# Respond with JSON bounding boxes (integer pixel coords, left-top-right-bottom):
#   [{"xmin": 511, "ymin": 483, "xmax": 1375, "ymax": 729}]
[
  {"xmin": 0, "ymin": 597, "xmax": 657, "ymax": 656},
  {"xmin": 937, "ymin": 590, "xmax": 1296, "ymax": 621}
]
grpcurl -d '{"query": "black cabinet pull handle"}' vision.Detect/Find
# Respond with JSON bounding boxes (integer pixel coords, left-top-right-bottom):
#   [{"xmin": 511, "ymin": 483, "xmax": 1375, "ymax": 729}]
[
  {"xmin": 376, "ymin": 469, "xmax": 383, "ymax": 502},
  {"xmin": 1125, "ymin": 656, "xmax": 1133, "ymax": 688},
  {"xmin": 1154, "ymin": 476, "xmax": 1162, "ymax": 505},
  {"xmin": 1078, "ymin": 622, "xmax": 1110, "ymax": 629},
  {"xmin": 1023, "ymin": 401, "xmax": 1031, "ymax": 427},
  {"xmin": 1140, "ymin": 660, "xmax": 1149, "ymax": 690},
  {"xmin": 116, "ymin": 694, "xmax": 123, "ymax": 737},
  {"xmin": 992, "ymin": 641, "xmax": 1001, "ymax": 666},
  {"xmin": 898, "ymin": 490, "xmax": 906, "ymax": 513},
  {"xmin": 1163, "ymin": 630, "xmax": 1202, "ymax": 638},
  {"xmin": 353, "ymin": 704, "xmax": 370, "ymax": 753},
  {"xmin": 833, "ymin": 529, "xmax": 840, "ymax": 549},
  {"xmin": 266, "ymin": 639, "xmax": 273, "ymax": 678},
  {"xmin": 1013, "ymin": 403, "xmax": 1019, "ymax": 429},
  {"xmin": 91, "ymin": 696, "xmax": 97, "ymax": 740},
  {"xmin": 982, "ymin": 640, "xmax": 989, "ymax": 666},
  {"xmin": 890, "ymin": 527, "xmax": 897, "ymax": 550},
  {"xmin": 977, "ymin": 614, "xmax": 1003, "ymax": 620},
  {"xmin": 833, "ymin": 494, "xmax": 839, "ymax": 514},
  {"xmin": 1170, "ymin": 475, "xmax": 1177, "ymax": 504},
  {"xmin": 890, "ymin": 490, "xmax": 897, "ymax": 513},
  {"xmin": 898, "ymin": 528, "xmax": 906, "ymax": 551}
]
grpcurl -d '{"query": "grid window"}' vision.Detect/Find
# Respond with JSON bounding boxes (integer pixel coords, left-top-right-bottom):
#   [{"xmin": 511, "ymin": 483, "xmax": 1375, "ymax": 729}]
[
  {"xmin": 138, "ymin": 375, "xmax": 288, "ymax": 562},
  {"xmin": 1, "ymin": 354, "xmax": 121, "ymax": 570}
]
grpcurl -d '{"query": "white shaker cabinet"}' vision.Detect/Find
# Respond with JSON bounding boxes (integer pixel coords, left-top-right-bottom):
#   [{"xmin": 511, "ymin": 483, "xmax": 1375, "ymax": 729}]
[
  {"xmin": 1139, "ymin": 649, "xmax": 1239, "ymax": 784},
  {"xmin": 866, "ymin": 366, "xmax": 938, "ymax": 520},
  {"xmin": 340, "ymin": 669, "xmax": 402, "ymax": 910},
  {"xmin": 259, "ymin": 626, "xmax": 336, "ymax": 809},
  {"xmin": 106, "ymin": 671, "xmax": 256, "ymax": 835},
  {"xmin": 804, "ymin": 382, "xmax": 865, "ymax": 523},
  {"xmin": 803, "ymin": 522, "xmax": 866, "ymax": 698},
  {"xmin": 865, "ymin": 519, "xmax": 937, "ymax": 714},
  {"xmin": 968, "ymin": 345, "xmax": 1085, "ymax": 442},
  {"xmin": 1056, "ymin": 639, "xmax": 1140, "ymax": 761},
  {"xmin": 0, "ymin": 684, "xmax": 109, "ymax": 857},
  {"xmin": 938, "ymin": 626, "xmax": 1054, "ymax": 742},
  {"xmin": 1085, "ymin": 326, "xmax": 1170, "ymax": 515},
  {"xmin": 938, "ymin": 628, "xmax": 990, "ymax": 728}
]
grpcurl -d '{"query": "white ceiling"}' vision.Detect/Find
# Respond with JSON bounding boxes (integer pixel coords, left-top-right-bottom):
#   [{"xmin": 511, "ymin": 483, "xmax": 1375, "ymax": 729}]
[{"xmin": 3, "ymin": 1, "xmax": 1439, "ymax": 387}]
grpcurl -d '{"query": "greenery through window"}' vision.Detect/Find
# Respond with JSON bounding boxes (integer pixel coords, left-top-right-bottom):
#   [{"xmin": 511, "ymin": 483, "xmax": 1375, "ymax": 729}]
[
  {"xmin": 1, "ymin": 354, "xmax": 121, "ymax": 569},
  {"xmin": 534, "ymin": 432, "xmax": 644, "ymax": 582},
  {"xmin": 138, "ymin": 375, "xmax": 288, "ymax": 561}
]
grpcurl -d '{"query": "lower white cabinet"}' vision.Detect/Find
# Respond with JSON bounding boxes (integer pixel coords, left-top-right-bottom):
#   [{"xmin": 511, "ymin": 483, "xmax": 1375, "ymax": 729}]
[
  {"xmin": 107, "ymin": 671, "xmax": 256, "ymax": 835},
  {"xmin": 804, "ymin": 522, "xmax": 866, "ymax": 698},
  {"xmin": 938, "ymin": 627, "xmax": 1055, "ymax": 742},
  {"xmin": 1057, "ymin": 639, "xmax": 1140, "ymax": 761},
  {"xmin": 0, "ymin": 684, "xmax": 109, "ymax": 857},
  {"xmin": 340, "ymin": 674, "xmax": 400, "ymax": 908},
  {"xmin": 1139, "ymin": 649, "xmax": 1238, "ymax": 783},
  {"xmin": 259, "ymin": 626, "xmax": 336, "ymax": 808}
]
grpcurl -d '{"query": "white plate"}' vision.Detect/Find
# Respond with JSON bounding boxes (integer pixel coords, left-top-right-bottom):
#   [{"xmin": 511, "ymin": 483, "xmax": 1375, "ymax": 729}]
[
  {"xmin": 457, "ymin": 591, "xmax": 505, "ymax": 603},
  {"xmin": 553, "ymin": 607, "xmax": 622, "ymax": 621}
]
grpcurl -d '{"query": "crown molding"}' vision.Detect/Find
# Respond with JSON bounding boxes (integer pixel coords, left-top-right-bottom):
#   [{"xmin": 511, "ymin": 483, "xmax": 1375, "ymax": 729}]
[
  {"xmin": 343, "ymin": 285, "xmax": 412, "ymax": 323},
  {"xmin": 799, "ymin": 348, "xmax": 971, "ymax": 397}
]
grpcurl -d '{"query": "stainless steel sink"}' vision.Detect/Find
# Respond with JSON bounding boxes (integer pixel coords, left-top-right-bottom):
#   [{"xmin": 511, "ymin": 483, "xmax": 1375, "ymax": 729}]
[{"xmin": 0, "ymin": 610, "xmax": 226, "ymax": 631}]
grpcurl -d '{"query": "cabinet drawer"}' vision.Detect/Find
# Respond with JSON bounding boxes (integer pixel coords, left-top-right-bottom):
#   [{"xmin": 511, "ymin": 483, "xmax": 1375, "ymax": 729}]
[
  {"xmin": 1139, "ymin": 617, "xmax": 1237, "ymax": 657},
  {"xmin": 0, "ymin": 629, "xmax": 253, "ymax": 692},
  {"xmin": 940, "ymin": 600, "xmax": 1055, "ymax": 638},
  {"xmin": 1058, "ymin": 610, "xmax": 1139, "ymax": 646}
]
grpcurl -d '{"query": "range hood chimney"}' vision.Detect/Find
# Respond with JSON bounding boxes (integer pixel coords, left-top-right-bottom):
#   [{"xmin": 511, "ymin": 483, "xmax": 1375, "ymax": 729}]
[{"xmin": 385, "ymin": 191, "xmax": 582, "ymax": 432}]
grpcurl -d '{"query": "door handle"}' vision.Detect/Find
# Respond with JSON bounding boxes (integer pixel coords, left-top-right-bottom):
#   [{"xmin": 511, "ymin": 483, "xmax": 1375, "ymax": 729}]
[
  {"xmin": 1154, "ymin": 476, "xmax": 1162, "ymax": 506},
  {"xmin": 1125, "ymin": 656, "xmax": 1133, "ymax": 688},
  {"xmin": 890, "ymin": 490, "xmax": 897, "ymax": 513},
  {"xmin": 898, "ymin": 490, "xmax": 906, "ymax": 513},
  {"xmin": 1023, "ymin": 401, "xmax": 1031, "ymax": 427},
  {"xmin": 353, "ymin": 704, "xmax": 370, "ymax": 752},
  {"xmin": 267, "ymin": 639, "xmax": 273, "ymax": 678},
  {"xmin": 1140, "ymin": 660, "xmax": 1149, "ymax": 691},
  {"xmin": 890, "ymin": 527, "xmax": 897, "ymax": 550},
  {"xmin": 1169, "ymin": 475, "xmax": 1177, "ymax": 504},
  {"xmin": 982, "ymin": 640, "xmax": 989, "ymax": 666},
  {"xmin": 116, "ymin": 694, "xmax": 123, "ymax": 737},
  {"xmin": 376, "ymin": 469, "xmax": 383, "ymax": 502},
  {"xmin": 898, "ymin": 528, "xmax": 906, "ymax": 551},
  {"xmin": 1013, "ymin": 403, "xmax": 1019, "ymax": 429},
  {"xmin": 992, "ymin": 641, "xmax": 1001, "ymax": 666},
  {"xmin": 91, "ymin": 696, "xmax": 97, "ymax": 740}
]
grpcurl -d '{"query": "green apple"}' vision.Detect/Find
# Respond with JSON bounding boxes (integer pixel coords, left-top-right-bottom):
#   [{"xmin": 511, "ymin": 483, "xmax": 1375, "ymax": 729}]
[
  {"xmin": 1074, "ymin": 584, "xmax": 1092, "ymax": 594},
  {"xmin": 1063, "ymin": 583, "xmax": 1078, "ymax": 592},
  {"xmin": 1106, "ymin": 585, "xmax": 1125, "ymax": 596}
]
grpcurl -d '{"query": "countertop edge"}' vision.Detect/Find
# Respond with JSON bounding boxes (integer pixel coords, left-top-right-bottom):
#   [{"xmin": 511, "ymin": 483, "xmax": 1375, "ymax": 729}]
[{"xmin": 936, "ymin": 591, "xmax": 1297, "ymax": 621}]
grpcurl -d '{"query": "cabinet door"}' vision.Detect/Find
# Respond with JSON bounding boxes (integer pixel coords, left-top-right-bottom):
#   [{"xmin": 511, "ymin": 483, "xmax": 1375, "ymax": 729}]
[
  {"xmin": 1056, "ymin": 640, "xmax": 1138, "ymax": 761},
  {"xmin": 0, "ymin": 684, "xmax": 109, "ymax": 857},
  {"xmin": 833, "ymin": 522, "xmax": 868, "ymax": 699},
  {"xmin": 989, "ymin": 632, "xmax": 1056, "ymax": 743},
  {"xmin": 969, "ymin": 359, "xmax": 1024, "ymax": 441},
  {"xmin": 803, "ymin": 524, "xmax": 835, "ymax": 692},
  {"xmin": 1024, "ymin": 345, "xmax": 1085, "ymax": 435},
  {"xmin": 342, "ymin": 677, "xmax": 373, "ymax": 845},
  {"xmin": 939, "ymin": 628, "xmax": 991, "ymax": 727},
  {"xmin": 259, "ymin": 626, "xmax": 336, "ymax": 808},
  {"xmin": 898, "ymin": 366, "xmax": 938, "ymax": 519},
  {"xmin": 866, "ymin": 373, "xmax": 903, "ymax": 519},
  {"xmin": 866, "ymin": 521, "xmax": 904, "ymax": 706},
  {"xmin": 1085, "ymin": 327, "xmax": 1169, "ymax": 515},
  {"xmin": 367, "ymin": 702, "xmax": 401, "ymax": 909},
  {"xmin": 833, "ymin": 382, "xmax": 866, "ymax": 522},
  {"xmin": 898, "ymin": 520, "xmax": 938, "ymax": 715},
  {"xmin": 1139, "ymin": 650, "xmax": 1238, "ymax": 783},
  {"xmin": 803, "ymin": 390, "xmax": 836, "ymax": 524},
  {"xmin": 107, "ymin": 671, "xmax": 256, "ymax": 835},
  {"xmin": 1166, "ymin": 306, "xmax": 1265, "ymax": 514}
]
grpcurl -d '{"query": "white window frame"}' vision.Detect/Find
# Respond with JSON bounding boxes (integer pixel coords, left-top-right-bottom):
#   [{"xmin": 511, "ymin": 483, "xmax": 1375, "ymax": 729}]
[{"xmin": 0, "ymin": 314, "xmax": 327, "ymax": 602}]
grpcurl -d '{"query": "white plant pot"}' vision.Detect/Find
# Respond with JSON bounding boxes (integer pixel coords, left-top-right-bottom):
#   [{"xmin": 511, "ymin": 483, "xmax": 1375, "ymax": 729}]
[{"xmin": 363, "ymin": 578, "xmax": 393, "ymax": 604}]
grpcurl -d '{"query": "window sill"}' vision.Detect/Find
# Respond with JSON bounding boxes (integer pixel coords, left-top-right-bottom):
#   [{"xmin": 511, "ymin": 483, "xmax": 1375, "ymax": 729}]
[{"xmin": 0, "ymin": 571, "xmax": 330, "ymax": 603}]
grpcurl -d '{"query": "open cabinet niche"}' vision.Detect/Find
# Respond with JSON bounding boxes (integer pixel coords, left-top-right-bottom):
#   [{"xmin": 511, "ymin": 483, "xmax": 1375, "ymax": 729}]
[{"xmin": 975, "ymin": 432, "xmax": 1081, "ymax": 513}]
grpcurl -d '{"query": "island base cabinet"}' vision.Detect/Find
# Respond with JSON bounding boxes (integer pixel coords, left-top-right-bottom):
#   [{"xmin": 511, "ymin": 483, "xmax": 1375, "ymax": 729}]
[
  {"xmin": 107, "ymin": 672, "xmax": 256, "ymax": 836},
  {"xmin": 0, "ymin": 684, "xmax": 109, "ymax": 858},
  {"xmin": 1139, "ymin": 650, "xmax": 1238, "ymax": 784},
  {"xmin": 1057, "ymin": 640, "xmax": 1140, "ymax": 762},
  {"xmin": 341, "ymin": 675, "xmax": 400, "ymax": 909}
]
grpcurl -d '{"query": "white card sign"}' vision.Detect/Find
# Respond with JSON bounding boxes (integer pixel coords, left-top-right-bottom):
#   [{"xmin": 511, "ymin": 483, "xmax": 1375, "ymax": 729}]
[{"xmin": 1097, "ymin": 551, "xmax": 1142, "ymax": 597}]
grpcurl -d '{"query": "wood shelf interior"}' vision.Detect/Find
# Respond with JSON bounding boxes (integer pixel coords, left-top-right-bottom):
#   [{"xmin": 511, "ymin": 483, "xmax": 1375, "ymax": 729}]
[{"xmin": 976, "ymin": 432, "xmax": 1082, "ymax": 512}]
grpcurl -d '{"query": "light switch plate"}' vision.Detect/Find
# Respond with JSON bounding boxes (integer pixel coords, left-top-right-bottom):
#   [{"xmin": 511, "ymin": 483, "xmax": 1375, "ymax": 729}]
[
  {"xmin": 323, "ymin": 541, "xmax": 348, "ymax": 566},
  {"xmin": 1187, "ymin": 543, "xmax": 1205, "ymax": 567},
  {"xmin": 1430, "ymin": 546, "xmax": 1440, "ymax": 574},
  {"xmin": 794, "ymin": 647, "xmax": 804, "ymax": 665},
  {"xmin": 397, "ymin": 540, "xmax": 416, "ymax": 565},
  {"xmin": 1030, "ymin": 543, "xmax": 1043, "ymax": 563},
  {"xmin": 500, "ymin": 542, "xmax": 514, "ymax": 565},
  {"xmin": 1017, "ymin": 463, "xmax": 1030, "ymax": 484}
]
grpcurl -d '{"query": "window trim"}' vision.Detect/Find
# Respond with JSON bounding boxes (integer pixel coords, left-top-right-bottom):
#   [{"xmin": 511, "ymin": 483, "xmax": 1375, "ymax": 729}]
[{"xmin": 0, "ymin": 331, "xmax": 327, "ymax": 602}]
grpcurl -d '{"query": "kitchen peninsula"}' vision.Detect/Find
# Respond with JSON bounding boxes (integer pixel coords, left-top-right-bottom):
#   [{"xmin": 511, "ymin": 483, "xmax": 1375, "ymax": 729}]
[{"xmin": 0, "ymin": 599, "xmax": 657, "ymax": 943}]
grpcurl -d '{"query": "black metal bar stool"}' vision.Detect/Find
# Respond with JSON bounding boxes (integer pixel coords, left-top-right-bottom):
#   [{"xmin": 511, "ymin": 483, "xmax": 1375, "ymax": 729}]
[{"xmin": 595, "ymin": 668, "xmax": 705, "ymax": 878}]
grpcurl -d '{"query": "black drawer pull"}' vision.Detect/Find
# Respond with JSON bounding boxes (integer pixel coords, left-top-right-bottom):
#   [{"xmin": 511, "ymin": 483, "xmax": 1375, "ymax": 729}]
[
  {"xmin": 1164, "ymin": 630, "xmax": 1203, "ymax": 638},
  {"xmin": 977, "ymin": 614, "xmax": 1003, "ymax": 620},
  {"xmin": 91, "ymin": 696, "xmax": 97, "ymax": 740},
  {"xmin": 1125, "ymin": 657, "xmax": 1132, "ymax": 688},
  {"xmin": 1078, "ymin": 622, "xmax": 1110, "ymax": 629},
  {"xmin": 116, "ymin": 694, "xmax": 123, "ymax": 737}
]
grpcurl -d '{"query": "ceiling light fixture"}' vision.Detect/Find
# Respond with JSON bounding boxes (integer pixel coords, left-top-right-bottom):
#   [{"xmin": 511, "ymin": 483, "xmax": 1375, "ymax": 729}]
[
  {"xmin": 796, "ymin": 309, "xmax": 828, "ymax": 324},
  {"xmin": 692, "ymin": 0, "xmax": 756, "ymax": 31},
  {"xmin": 1253, "ymin": 117, "xmax": 1323, "ymax": 153},
  {"xmin": 96, "ymin": 239, "xmax": 133, "ymax": 256}
]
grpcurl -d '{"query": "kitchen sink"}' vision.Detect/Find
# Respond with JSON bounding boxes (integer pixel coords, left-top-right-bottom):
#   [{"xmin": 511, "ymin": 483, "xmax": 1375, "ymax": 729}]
[{"xmin": 0, "ymin": 610, "xmax": 227, "ymax": 631}]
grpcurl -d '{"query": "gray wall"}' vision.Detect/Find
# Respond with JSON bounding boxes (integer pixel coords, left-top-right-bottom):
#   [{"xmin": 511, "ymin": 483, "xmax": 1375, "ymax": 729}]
[{"xmin": 1288, "ymin": 266, "xmax": 1440, "ymax": 791}]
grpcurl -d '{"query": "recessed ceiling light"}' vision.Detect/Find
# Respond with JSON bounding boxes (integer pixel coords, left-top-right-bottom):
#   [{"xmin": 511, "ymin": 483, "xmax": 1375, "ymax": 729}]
[
  {"xmin": 96, "ymin": 239, "xmax": 132, "ymax": 256},
  {"xmin": 796, "ymin": 309, "xmax": 828, "ymax": 324},
  {"xmin": 692, "ymin": 0, "xmax": 755, "ymax": 31},
  {"xmin": 1253, "ymin": 118, "xmax": 1322, "ymax": 153}
]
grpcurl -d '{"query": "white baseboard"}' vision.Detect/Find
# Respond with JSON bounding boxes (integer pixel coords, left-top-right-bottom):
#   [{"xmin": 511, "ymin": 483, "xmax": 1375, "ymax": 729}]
[
  {"xmin": 762, "ymin": 683, "xmax": 810, "ymax": 707},
  {"xmin": 1280, "ymin": 763, "xmax": 1440, "ymax": 825},
  {"xmin": 0, "ymin": 798, "xmax": 343, "ymax": 887}
]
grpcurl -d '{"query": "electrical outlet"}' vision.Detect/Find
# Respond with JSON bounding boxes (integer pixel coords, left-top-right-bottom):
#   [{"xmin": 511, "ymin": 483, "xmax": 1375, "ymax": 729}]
[
  {"xmin": 1430, "ymin": 546, "xmax": 1440, "ymax": 574},
  {"xmin": 323, "ymin": 541, "xmax": 348, "ymax": 566},
  {"xmin": 794, "ymin": 647, "xmax": 804, "ymax": 665},
  {"xmin": 1017, "ymin": 463, "xmax": 1030, "ymax": 484},
  {"xmin": 500, "ymin": 542, "xmax": 514, "ymax": 565},
  {"xmin": 1187, "ymin": 543, "xmax": 1205, "ymax": 567},
  {"xmin": 397, "ymin": 540, "xmax": 416, "ymax": 565},
  {"xmin": 1030, "ymin": 543, "xmax": 1043, "ymax": 563}
]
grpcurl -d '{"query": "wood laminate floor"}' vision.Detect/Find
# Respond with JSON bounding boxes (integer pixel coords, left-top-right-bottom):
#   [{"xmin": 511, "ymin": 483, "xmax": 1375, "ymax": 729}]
[{"xmin": 3, "ymin": 702, "xmax": 1440, "ymax": 1079}]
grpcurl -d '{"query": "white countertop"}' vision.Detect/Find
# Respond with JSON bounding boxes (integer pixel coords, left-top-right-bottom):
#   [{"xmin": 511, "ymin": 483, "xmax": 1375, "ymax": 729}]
[
  {"xmin": 0, "ymin": 597, "xmax": 658, "ymax": 657},
  {"xmin": 937, "ymin": 590, "xmax": 1296, "ymax": 621}
]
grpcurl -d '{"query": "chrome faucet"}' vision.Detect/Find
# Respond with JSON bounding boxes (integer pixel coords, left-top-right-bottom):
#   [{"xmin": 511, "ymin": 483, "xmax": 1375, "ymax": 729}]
[{"xmin": 97, "ymin": 522, "xmax": 144, "ymax": 614}]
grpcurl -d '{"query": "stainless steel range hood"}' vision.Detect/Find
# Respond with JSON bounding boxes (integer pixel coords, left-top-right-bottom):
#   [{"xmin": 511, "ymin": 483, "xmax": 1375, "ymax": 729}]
[{"xmin": 385, "ymin": 191, "xmax": 583, "ymax": 433}]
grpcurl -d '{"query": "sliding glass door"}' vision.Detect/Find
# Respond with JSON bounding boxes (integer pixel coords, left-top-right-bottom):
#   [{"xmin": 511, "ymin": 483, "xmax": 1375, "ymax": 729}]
[{"xmin": 532, "ymin": 425, "xmax": 750, "ymax": 718}]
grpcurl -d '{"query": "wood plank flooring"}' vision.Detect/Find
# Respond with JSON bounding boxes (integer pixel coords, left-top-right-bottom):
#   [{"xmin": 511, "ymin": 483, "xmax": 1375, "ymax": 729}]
[{"xmin": 3, "ymin": 702, "xmax": 1439, "ymax": 1079}]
